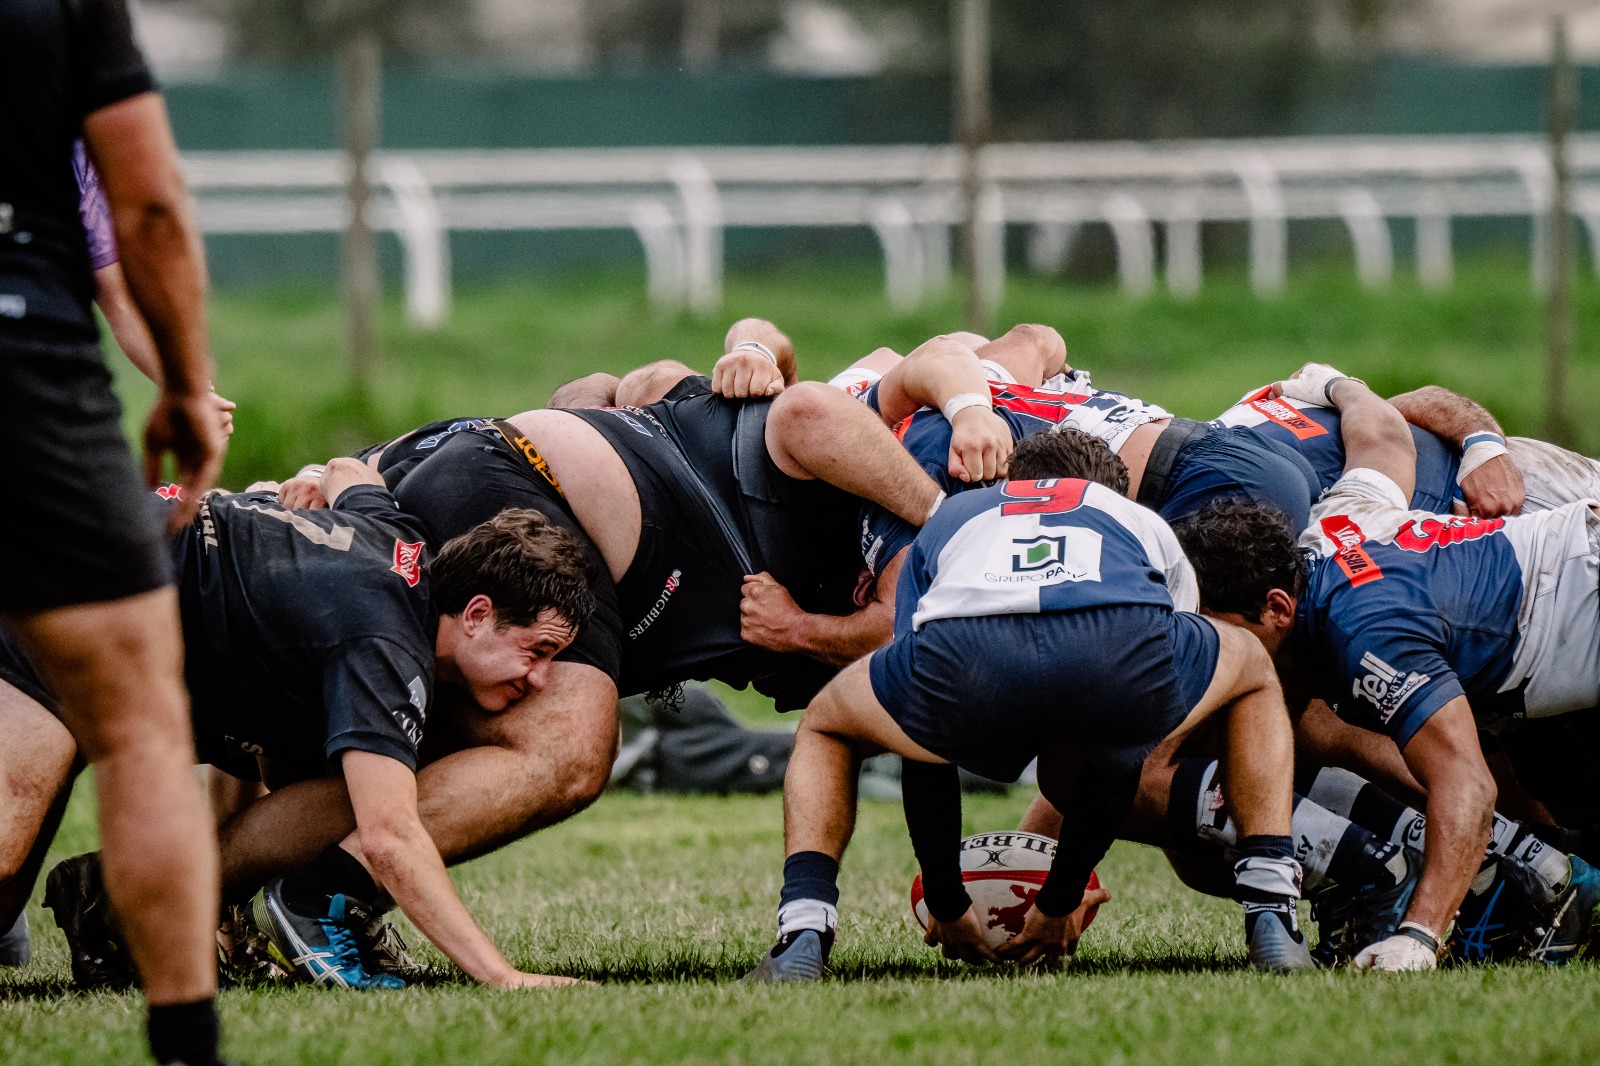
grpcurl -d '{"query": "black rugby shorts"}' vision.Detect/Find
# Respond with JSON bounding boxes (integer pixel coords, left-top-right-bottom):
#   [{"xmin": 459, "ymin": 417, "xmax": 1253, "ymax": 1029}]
[{"xmin": 0, "ymin": 336, "xmax": 171, "ymax": 613}]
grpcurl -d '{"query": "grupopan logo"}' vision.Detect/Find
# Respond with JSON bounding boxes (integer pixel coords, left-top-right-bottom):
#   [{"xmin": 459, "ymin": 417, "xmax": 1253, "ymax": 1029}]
[{"xmin": 1011, "ymin": 535, "xmax": 1066, "ymax": 572}]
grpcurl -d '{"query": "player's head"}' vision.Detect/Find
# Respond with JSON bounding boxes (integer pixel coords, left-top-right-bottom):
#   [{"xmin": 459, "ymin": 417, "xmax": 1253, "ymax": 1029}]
[
  {"xmin": 1172, "ymin": 498, "xmax": 1309, "ymax": 653},
  {"xmin": 1008, "ymin": 429, "xmax": 1130, "ymax": 495},
  {"xmin": 429, "ymin": 509, "xmax": 594, "ymax": 711}
]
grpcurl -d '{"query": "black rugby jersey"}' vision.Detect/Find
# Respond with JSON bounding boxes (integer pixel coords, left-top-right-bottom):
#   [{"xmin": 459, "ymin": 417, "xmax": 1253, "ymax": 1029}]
[{"xmin": 177, "ymin": 484, "xmax": 437, "ymax": 774}]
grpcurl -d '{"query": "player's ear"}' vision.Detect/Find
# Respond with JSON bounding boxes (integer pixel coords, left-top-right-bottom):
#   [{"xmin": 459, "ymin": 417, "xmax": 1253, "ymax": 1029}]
[
  {"xmin": 1263, "ymin": 588, "xmax": 1296, "ymax": 629},
  {"xmin": 460, "ymin": 593, "xmax": 496, "ymax": 634}
]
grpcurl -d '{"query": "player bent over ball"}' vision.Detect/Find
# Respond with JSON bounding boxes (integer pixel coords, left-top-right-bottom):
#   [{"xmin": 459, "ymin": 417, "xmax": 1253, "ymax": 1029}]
[
  {"xmin": 744, "ymin": 432, "xmax": 1313, "ymax": 980},
  {"xmin": 15, "ymin": 459, "xmax": 593, "ymax": 990}
]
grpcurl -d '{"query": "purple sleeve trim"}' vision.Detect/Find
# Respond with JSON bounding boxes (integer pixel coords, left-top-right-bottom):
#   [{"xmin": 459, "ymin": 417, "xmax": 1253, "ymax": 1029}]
[{"xmin": 73, "ymin": 141, "xmax": 120, "ymax": 270}]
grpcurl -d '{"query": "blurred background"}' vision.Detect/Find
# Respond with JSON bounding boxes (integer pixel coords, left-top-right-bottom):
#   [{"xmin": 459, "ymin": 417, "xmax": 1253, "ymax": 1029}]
[{"xmin": 111, "ymin": 0, "xmax": 1600, "ymax": 486}]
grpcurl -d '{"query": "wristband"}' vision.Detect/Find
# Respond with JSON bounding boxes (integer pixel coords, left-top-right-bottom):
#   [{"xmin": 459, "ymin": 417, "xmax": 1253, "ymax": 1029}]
[
  {"xmin": 925, "ymin": 490, "xmax": 946, "ymax": 524},
  {"xmin": 941, "ymin": 392, "xmax": 992, "ymax": 424},
  {"xmin": 1322, "ymin": 373, "xmax": 1365, "ymax": 407},
  {"xmin": 1396, "ymin": 921, "xmax": 1440, "ymax": 953},
  {"xmin": 731, "ymin": 340, "xmax": 778, "ymax": 366},
  {"xmin": 1457, "ymin": 431, "xmax": 1508, "ymax": 484}
]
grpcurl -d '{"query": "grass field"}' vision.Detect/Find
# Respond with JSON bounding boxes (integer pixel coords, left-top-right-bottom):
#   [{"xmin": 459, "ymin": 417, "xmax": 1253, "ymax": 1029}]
[{"xmin": 7, "ymin": 259, "xmax": 1600, "ymax": 1063}]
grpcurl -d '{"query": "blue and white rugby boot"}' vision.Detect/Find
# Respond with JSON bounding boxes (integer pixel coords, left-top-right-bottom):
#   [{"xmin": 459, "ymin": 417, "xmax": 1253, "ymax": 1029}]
[
  {"xmin": 252, "ymin": 878, "xmax": 404, "ymax": 990},
  {"xmin": 742, "ymin": 928, "xmax": 832, "ymax": 983},
  {"xmin": 1530, "ymin": 855, "xmax": 1600, "ymax": 965}
]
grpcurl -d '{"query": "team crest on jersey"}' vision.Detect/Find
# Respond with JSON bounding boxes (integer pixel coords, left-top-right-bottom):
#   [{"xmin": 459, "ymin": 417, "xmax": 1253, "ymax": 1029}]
[
  {"xmin": 1011, "ymin": 535, "xmax": 1066, "ymax": 572},
  {"xmin": 391, "ymin": 540, "xmax": 424, "ymax": 587},
  {"xmin": 1393, "ymin": 515, "xmax": 1504, "ymax": 553},
  {"xmin": 1319, "ymin": 515, "xmax": 1384, "ymax": 587},
  {"xmin": 155, "ymin": 484, "xmax": 185, "ymax": 501}
]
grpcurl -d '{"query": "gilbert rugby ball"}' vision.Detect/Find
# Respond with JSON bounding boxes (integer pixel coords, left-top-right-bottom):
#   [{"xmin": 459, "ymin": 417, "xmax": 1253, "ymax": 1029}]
[{"xmin": 910, "ymin": 831, "xmax": 1101, "ymax": 950}]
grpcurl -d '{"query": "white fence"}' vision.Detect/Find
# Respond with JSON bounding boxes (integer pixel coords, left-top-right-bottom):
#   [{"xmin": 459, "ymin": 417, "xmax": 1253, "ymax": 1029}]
[{"xmin": 182, "ymin": 135, "xmax": 1600, "ymax": 328}]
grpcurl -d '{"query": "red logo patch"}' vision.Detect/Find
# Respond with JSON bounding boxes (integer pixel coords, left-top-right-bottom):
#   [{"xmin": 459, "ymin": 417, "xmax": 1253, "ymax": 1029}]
[
  {"xmin": 155, "ymin": 484, "xmax": 185, "ymax": 500},
  {"xmin": 1394, "ymin": 515, "xmax": 1504, "ymax": 553},
  {"xmin": 1319, "ymin": 514, "xmax": 1384, "ymax": 587},
  {"xmin": 391, "ymin": 540, "xmax": 424, "ymax": 587},
  {"xmin": 1247, "ymin": 396, "xmax": 1328, "ymax": 441}
]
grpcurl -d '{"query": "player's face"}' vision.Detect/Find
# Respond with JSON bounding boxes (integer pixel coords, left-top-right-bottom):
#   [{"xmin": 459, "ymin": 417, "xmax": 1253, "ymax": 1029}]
[{"xmin": 454, "ymin": 607, "xmax": 577, "ymax": 711}]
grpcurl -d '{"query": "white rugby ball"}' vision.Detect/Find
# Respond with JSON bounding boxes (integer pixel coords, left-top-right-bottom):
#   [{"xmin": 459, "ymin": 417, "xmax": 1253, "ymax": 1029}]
[{"xmin": 910, "ymin": 830, "xmax": 1101, "ymax": 950}]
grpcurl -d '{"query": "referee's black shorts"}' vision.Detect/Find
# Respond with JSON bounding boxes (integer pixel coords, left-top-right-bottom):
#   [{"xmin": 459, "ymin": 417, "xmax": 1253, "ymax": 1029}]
[{"xmin": 0, "ymin": 335, "xmax": 172, "ymax": 613}]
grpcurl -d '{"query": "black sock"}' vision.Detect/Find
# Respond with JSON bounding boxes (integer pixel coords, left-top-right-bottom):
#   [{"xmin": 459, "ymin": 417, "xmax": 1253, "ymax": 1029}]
[
  {"xmin": 779, "ymin": 851, "xmax": 840, "ymax": 910},
  {"xmin": 147, "ymin": 998, "xmax": 220, "ymax": 1066},
  {"xmin": 279, "ymin": 845, "xmax": 379, "ymax": 913}
]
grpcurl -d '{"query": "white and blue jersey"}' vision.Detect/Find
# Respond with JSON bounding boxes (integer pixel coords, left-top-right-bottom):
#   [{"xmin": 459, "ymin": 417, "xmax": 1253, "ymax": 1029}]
[
  {"xmin": 1215, "ymin": 390, "xmax": 1462, "ymax": 514},
  {"xmin": 1291, "ymin": 468, "xmax": 1600, "ymax": 746},
  {"xmin": 897, "ymin": 478, "xmax": 1198, "ymax": 633},
  {"xmin": 870, "ymin": 478, "xmax": 1213, "ymax": 782}
]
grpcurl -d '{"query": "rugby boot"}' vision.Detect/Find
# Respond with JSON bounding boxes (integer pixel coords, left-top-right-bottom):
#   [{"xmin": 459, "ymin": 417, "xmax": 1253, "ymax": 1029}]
[
  {"xmin": 358, "ymin": 910, "xmax": 425, "ymax": 980},
  {"xmin": 252, "ymin": 878, "xmax": 404, "ymax": 990},
  {"xmin": 1306, "ymin": 882, "xmax": 1353, "ymax": 968},
  {"xmin": 0, "ymin": 910, "xmax": 29, "ymax": 967},
  {"xmin": 42, "ymin": 852, "xmax": 136, "ymax": 989},
  {"xmin": 1345, "ymin": 846, "xmax": 1422, "ymax": 960},
  {"xmin": 1529, "ymin": 854, "xmax": 1600, "ymax": 965},
  {"xmin": 742, "ymin": 928, "xmax": 833, "ymax": 983},
  {"xmin": 1448, "ymin": 859, "xmax": 1537, "ymax": 964},
  {"xmin": 1244, "ymin": 908, "xmax": 1315, "ymax": 972},
  {"xmin": 216, "ymin": 903, "xmax": 287, "ymax": 986}
]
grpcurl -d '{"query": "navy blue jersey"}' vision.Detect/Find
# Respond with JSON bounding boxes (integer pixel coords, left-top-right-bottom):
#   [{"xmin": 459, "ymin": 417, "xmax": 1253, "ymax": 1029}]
[
  {"xmin": 894, "ymin": 478, "xmax": 1197, "ymax": 636},
  {"xmin": 1290, "ymin": 469, "xmax": 1600, "ymax": 746},
  {"xmin": 1215, "ymin": 391, "xmax": 1462, "ymax": 513},
  {"xmin": 179, "ymin": 484, "xmax": 437, "ymax": 773}
]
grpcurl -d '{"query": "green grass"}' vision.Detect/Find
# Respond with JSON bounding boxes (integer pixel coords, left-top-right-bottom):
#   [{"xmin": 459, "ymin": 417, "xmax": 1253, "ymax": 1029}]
[
  {"xmin": 7, "ymin": 785, "xmax": 1600, "ymax": 1064},
  {"xmin": 109, "ymin": 255, "xmax": 1600, "ymax": 489},
  {"xmin": 12, "ymin": 258, "xmax": 1600, "ymax": 1062}
]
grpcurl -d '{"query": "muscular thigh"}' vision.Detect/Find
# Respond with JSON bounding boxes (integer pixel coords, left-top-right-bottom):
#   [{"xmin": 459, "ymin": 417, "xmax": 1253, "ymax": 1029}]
[{"xmin": 0, "ymin": 677, "xmax": 78, "ymax": 867}]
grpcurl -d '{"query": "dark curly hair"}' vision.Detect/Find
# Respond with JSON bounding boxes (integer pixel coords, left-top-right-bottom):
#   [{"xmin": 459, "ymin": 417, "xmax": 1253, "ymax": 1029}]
[
  {"xmin": 1009, "ymin": 428, "xmax": 1131, "ymax": 495},
  {"xmin": 1171, "ymin": 498, "xmax": 1311, "ymax": 622},
  {"xmin": 427, "ymin": 509, "xmax": 595, "ymax": 633}
]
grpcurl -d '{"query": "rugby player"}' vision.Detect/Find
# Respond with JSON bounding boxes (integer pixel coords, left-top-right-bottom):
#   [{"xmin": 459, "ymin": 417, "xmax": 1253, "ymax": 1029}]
[
  {"xmin": 745, "ymin": 430, "xmax": 1313, "ymax": 980},
  {"xmin": 1174, "ymin": 363, "xmax": 1600, "ymax": 969},
  {"xmin": 188, "ymin": 319, "xmax": 1017, "ymax": 924},
  {"xmin": 18, "ymin": 461, "xmax": 593, "ymax": 990},
  {"xmin": 2, "ymin": 0, "xmax": 227, "ymax": 1059}
]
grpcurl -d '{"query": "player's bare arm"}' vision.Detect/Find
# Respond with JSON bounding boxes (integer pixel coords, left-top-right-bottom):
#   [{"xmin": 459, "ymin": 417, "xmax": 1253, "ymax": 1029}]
[
  {"xmin": 972, "ymin": 323, "xmax": 1068, "ymax": 388},
  {"xmin": 1274, "ymin": 365, "xmax": 1416, "ymax": 502},
  {"xmin": 340, "ymin": 749, "xmax": 580, "ymax": 988},
  {"xmin": 711, "ymin": 317, "xmax": 796, "ymax": 398},
  {"xmin": 740, "ymin": 550, "xmax": 905, "ymax": 665},
  {"xmin": 872, "ymin": 334, "xmax": 1011, "ymax": 482},
  {"xmin": 1388, "ymin": 385, "xmax": 1524, "ymax": 517},
  {"xmin": 1373, "ymin": 696, "xmax": 1496, "ymax": 955},
  {"xmin": 83, "ymin": 93, "xmax": 223, "ymax": 529}
]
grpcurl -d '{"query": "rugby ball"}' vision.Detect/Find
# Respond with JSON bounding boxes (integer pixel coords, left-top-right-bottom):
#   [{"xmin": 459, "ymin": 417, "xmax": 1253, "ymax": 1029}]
[{"xmin": 910, "ymin": 831, "xmax": 1101, "ymax": 951}]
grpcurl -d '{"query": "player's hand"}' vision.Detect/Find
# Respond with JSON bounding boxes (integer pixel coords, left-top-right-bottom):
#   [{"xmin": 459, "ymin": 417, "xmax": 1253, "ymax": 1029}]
[
  {"xmin": 995, "ymin": 885, "xmax": 1112, "ymax": 967},
  {"xmin": 213, "ymin": 391, "xmax": 237, "ymax": 437},
  {"xmin": 278, "ymin": 475, "xmax": 329, "ymax": 510},
  {"xmin": 493, "ymin": 970, "xmax": 593, "ymax": 989},
  {"xmin": 948, "ymin": 406, "xmax": 1012, "ymax": 483},
  {"xmin": 1460, "ymin": 454, "xmax": 1525, "ymax": 518},
  {"xmin": 1352, "ymin": 933, "xmax": 1438, "ymax": 972},
  {"xmin": 712, "ymin": 351, "xmax": 785, "ymax": 398},
  {"xmin": 740, "ymin": 572, "xmax": 806, "ymax": 653},
  {"xmin": 145, "ymin": 386, "xmax": 226, "ymax": 533},
  {"xmin": 923, "ymin": 905, "xmax": 1000, "ymax": 966},
  {"xmin": 1270, "ymin": 363, "xmax": 1354, "ymax": 409}
]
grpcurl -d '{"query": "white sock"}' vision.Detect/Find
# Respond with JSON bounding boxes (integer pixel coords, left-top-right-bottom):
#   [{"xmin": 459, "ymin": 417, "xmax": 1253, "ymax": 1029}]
[{"xmin": 777, "ymin": 899, "xmax": 837, "ymax": 939}]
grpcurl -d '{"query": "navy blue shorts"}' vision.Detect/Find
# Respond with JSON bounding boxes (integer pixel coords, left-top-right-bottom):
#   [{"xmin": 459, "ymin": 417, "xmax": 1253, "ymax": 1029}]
[
  {"xmin": 1159, "ymin": 426, "xmax": 1319, "ymax": 533},
  {"xmin": 868, "ymin": 606, "xmax": 1220, "ymax": 783}
]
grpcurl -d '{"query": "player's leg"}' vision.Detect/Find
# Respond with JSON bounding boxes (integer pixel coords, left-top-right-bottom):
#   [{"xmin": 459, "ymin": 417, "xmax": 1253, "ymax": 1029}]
[
  {"xmin": 764, "ymin": 381, "xmax": 944, "ymax": 526},
  {"xmin": 217, "ymin": 661, "xmax": 619, "ymax": 900},
  {"xmin": 746, "ymin": 655, "xmax": 945, "ymax": 982},
  {"xmin": 0, "ymin": 678, "xmax": 79, "ymax": 966},
  {"xmin": 13, "ymin": 590, "xmax": 220, "ymax": 1014}
]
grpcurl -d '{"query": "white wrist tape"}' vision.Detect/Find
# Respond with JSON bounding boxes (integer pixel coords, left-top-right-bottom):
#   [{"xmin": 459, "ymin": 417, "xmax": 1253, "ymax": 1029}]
[
  {"xmin": 1457, "ymin": 432, "xmax": 1508, "ymax": 484},
  {"xmin": 941, "ymin": 392, "xmax": 992, "ymax": 423},
  {"xmin": 732, "ymin": 340, "xmax": 778, "ymax": 366}
]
